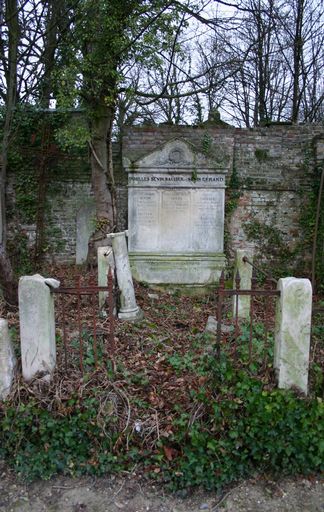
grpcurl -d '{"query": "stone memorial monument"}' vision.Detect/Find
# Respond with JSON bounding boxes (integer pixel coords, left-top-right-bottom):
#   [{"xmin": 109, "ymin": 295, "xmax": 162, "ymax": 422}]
[{"xmin": 124, "ymin": 139, "xmax": 229, "ymax": 288}]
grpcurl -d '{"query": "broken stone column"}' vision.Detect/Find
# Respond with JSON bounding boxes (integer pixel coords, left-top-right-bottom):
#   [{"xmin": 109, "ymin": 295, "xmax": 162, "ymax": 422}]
[
  {"xmin": 233, "ymin": 248, "xmax": 254, "ymax": 319},
  {"xmin": 107, "ymin": 231, "xmax": 142, "ymax": 321},
  {"xmin": 0, "ymin": 319, "xmax": 16, "ymax": 399},
  {"xmin": 19, "ymin": 275, "xmax": 60, "ymax": 382},
  {"xmin": 274, "ymin": 277, "xmax": 312, "ymax": 395},
  {"xmin": 98, "ymin": 246, "xmax": 115, "ymax": 308}
]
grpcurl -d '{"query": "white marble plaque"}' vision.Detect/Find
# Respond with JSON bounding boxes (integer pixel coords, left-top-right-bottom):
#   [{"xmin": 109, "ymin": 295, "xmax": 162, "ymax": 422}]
[
  {"xmin": 191, "ymin": 189, "xmax": 224, "ymax": 252},
  {"xmin": 129, "ymin": 186, "xmax": 224, "ymax": 254},
  {"xmin": 160, "ymin": 190, "xmax": 191, "ymax": 251},
  {"xmin": 129, "ymin": 189, "xmax": 159, "ymax": 251}
]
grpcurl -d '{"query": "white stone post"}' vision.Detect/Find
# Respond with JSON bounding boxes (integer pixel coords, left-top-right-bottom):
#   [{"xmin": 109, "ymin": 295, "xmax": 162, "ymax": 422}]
[
  {"xmin": 76, "ymin": 202, "xmax": 96, "ymax": 264},
  {"xmin": 19, "ymin": 275, "xmax": 60, "ymax": 382},
  {"xmin": 274, "ymin": 277, "xmax": 312, "ymax": 395},
  {"xmin": 97, "ymin": 246, "xmax": 115, "ymax": 308},
  {"xmin": 233, "ymin": 249, "xmax": 254, "ymax": 319},
  {"xmin": 0, "ymin": 319, "xmax": 16, "ymax": 399},
  {"xmin": 107, "ymin": 231, "xmax": 143, "ymax": 321}
]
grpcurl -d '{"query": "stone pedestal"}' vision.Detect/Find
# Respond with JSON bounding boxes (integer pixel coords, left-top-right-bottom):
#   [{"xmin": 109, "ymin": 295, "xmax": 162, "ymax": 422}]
[
  {"xmin": 124, "ymin": 139, "xmax": 229, "ymax": 288},
  {"xmin": 274, "ymin": 277, "xmax": 312, "ymax": 395},
  {"xmin": 19, "ymin": 275, "xmax": 60, "ymax": 382},
  {"xmin": 0, "ymin": 319, "xmax": 16, "ymax": 399},
  {"xmin": 233, "ymin": 249, "xmax": 254, "ymax": 319},
  {"xmin": 107, "ymin": 231, "xmax": 142, "ymax": 321}
]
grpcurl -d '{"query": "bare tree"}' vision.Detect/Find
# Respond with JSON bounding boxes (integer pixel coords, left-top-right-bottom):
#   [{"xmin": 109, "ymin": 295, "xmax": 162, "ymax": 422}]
[
  {"xmin": 0, "ymin": 0, "xmax": 75, "ymax": 301},
  {"xmin": 219, "ymin": 0, "xmax": 324, "ymax": 126},
  {"xmin": 279, "ymin": 0, "xmax": 324, "ymax": 122},
  {"xmin": 0, "ymin": 0, "xmax": 20, "ymax": 303}
]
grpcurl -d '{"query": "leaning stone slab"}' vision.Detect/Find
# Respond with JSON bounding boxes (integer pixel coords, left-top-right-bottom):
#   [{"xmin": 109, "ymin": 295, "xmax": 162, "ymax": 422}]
[
  {"xmin": 233, "ymin": 248, "xmax": 253, "ymax": 319},
  {"xmin": 0, "ymin": 319, "xmax": 16, "ymax": 399},
  {"xmin": 19, "ymin": 274, "xmax": 59, "ymax": 382},
  {"xmin": 274, "ymin": 277, "xmax": 312, "ymax": 395},
  {"xmin": 98, "ymin": 246, "xmax": 115, "ymax": 308}
]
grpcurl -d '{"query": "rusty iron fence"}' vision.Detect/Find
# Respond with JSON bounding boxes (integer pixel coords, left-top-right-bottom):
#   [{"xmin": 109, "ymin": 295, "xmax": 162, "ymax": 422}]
[
  {"xmin": 242, "ymin": 255, "xmax": 278, "ymax": 286},
  {"xmin": 310, "ymin": 300, "xmax": 324, "ymax": 379},
  {"xmin": 53, "ymin": 269, "xmax": 116, "ymax": 373},
  {"xmin": 215, "ymin": 256, "xmax": 323, "ymax": 384},
  {"xmin": 216, "ymin": 268, "xmax": 280, "ymax": 371}
]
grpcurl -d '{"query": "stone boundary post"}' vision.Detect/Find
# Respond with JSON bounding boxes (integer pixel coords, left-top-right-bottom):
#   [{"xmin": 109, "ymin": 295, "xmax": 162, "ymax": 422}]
[
  {"xmin": 233, "ymin": 248, "xmax": 254, "ymax": 319},
  {"xmin": 19, "ymin": 275, "xmax": 60, "ymax": 382},
  {"xmin": 0, "ymin": 319, "xmax": 16, "ymax": 399},
  {"xmin": 97, "ymin": 246, "xmax": 115, "ymax": 308},
  {"xmin": 274, "ymin": 277, "xmax": 312, "ymax": 395}
]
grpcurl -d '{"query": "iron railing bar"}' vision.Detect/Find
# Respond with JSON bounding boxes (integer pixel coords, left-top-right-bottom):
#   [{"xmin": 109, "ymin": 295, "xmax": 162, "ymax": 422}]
[
  {"xmin": 216, "ymin": 270, "xmax": 224, "ymax": 358},
  {"xmin": 108, "ymin": 268, "xmax": 116, "ymax": 359},
  {"xmin": 61, "ymin": 293, "xmax": 68, "ymax": 372},
  {"xmin": 53, "ymin": 286, "xmax": 110, "ymax": 295},
  {"xmin": 242, "ymin": 256, "xmax": 277, "ymax": 284},
  {"xmin": 216, "ymin": 289, "xmax": 281, "ymax": 297},
  {"xmin": 234, "ymin": 270, "xmax": 240, "ymax": 358},
  {"xmin": 77, "ymin": 276, "xmax": 84, "ymax": 375},
  {"xmin": 263, "ymin": 278, "xmax": 271, "ymax": 370},
  {"xmin": 312, "ymin": 306, "xmax": 324, "ymax": 313},
  {"xmin": 249, "ymin": 274, "xmax": 257, "ymax": 364},
  {"xmin": 90, "ymin": 273, "xmax": 99, "ymax": 369}
]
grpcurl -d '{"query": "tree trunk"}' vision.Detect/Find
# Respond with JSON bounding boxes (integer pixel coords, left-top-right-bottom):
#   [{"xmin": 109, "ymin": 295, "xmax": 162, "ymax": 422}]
[
  {"xmin": 88, "ymin": 101, "xmax": 116, "ymax": 236},
  {"xmin": 291, "ymin": 0, "xmax": 304, "ymax": 123},
  {"xmin": 0, "ymin": 0, "xmax": 19, "ymax": 305},
  {"xmin": 39, "ymin": 0, "xmax": 60, "ymax": 107},
  {"xmin": 0, "ymin": 245, "xmax": 18, "ymax": 306}
]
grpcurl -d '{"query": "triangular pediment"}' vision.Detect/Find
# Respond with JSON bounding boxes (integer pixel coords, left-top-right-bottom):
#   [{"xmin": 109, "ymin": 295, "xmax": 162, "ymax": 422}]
[{"xmin": 124, "ymin": 138, "xmax": 229, "ymax": 171}]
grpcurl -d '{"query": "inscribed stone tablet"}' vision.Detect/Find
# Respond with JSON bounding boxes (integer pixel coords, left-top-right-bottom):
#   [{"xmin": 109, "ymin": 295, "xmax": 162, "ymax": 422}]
[{"xmin": 125, "ymin": 138, "xmax": 228, "ymax": 286}]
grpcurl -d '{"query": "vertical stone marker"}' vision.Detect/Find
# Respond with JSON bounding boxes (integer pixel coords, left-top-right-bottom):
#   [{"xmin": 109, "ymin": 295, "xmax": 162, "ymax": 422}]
[
  {"xmin": 107, "ymin": 231, "xmax": 142, "ymax": 321},
  {"xmin": 0, "ymin": 319, "xmax": 16, "ymax": 399},
  {"xmin": 97, "ymin": 246, "xmax": 115, "ymax": 308},
  {"xmin": 274, "ymin": 277, "xmax": 312, "ymax": 395},
  {"xmin": 19, "ymin": 274, "xmax": 60, "ymax": 382},
  {"xmin": 233, "ymin": 249, "xmax": 254, "ymax": 319},
  {"xmin": 76, "ymin": 201, "xmax": 96, "ymax": 264}
]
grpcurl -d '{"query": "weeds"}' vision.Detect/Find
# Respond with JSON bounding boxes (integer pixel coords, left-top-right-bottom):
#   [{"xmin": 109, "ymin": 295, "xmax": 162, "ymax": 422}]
[{"xmin": 0, "ymin": 277, "xmax": 323, "ymax": 488}]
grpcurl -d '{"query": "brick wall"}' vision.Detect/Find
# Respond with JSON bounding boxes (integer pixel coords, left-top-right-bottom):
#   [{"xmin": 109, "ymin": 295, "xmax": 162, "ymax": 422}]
[
  {"xmin": 7, "ymin": 123, "xmax": 324, "ymax": 270},
  {"xmin": 122, "ymin": 124, "xmax": 324, "ymax": 272}
]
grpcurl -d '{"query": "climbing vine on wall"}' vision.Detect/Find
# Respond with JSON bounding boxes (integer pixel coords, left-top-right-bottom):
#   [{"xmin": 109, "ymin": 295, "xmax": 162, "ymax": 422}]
[
  {"xmin": 298, "ymin": 142, "xmax": 324, "ymax": 291},
  {"xmin": 224, "ymin": 166, "xmax": 243, "ymax": 262},
  {"xmin": 5, "ymin": 106, "xmax": 84, "ymax": 272},
  {"xmin": 8, "ymin": 152, "xmax": 38, "ymax": 224},
  {"xmin": 243, "ymin": 220, "xmax": 296, "ymax": 279}
]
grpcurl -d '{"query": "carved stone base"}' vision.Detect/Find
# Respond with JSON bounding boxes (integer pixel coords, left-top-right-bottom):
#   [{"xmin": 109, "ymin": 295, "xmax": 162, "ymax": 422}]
[
  {"xmin": 118, "ymin": 306, "xmax": 144, "ymax": 321},
  {"xmin": 129, "ymin": 252, "xmax": 226, "ymax": 287}
]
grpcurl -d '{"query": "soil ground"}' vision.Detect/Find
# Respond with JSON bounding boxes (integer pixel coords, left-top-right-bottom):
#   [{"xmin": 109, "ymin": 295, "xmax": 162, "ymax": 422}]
[{"xmin": 0, "ymin": 461, "xmax": 323, "ymax": 512}]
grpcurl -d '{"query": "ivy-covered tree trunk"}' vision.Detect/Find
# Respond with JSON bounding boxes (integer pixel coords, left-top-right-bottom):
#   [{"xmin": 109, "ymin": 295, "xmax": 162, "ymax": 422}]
[
  {"xmin": 89, "ymin": 101, "xmax": 115, "ymax": 229},
  {"xmin": 86, "ymin": 99, "xmax": 117, "ymax": 266},
  {"xmin": 0, "ymin": 0, "xmax": 20, "ymax": 305},
  {"xmin": 0, "ymin": 246, "xmax": 17, "ymax": 305}
]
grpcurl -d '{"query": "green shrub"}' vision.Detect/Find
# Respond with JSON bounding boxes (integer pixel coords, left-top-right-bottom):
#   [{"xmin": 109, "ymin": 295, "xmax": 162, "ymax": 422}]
[
  {"xmin": 162, "ymin": 385, "xmax": 323, "ymax": 490},
  {"xmin": 0, "ymin": 359, "xmax": 322, "ymax": 487},
  {"xmin": 0, "ymin": 397, "xmax": 123, "ymax": 480}
]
